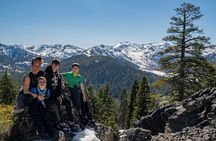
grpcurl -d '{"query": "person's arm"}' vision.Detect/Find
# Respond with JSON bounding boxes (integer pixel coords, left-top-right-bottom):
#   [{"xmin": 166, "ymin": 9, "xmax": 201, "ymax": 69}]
[
  {"xmin": 23, "ymin": 75, "xmax": 38, "ymax": 98},
  {"xmin": 80, "ymin": 83, "xmax": 87, "ymax": 102}
]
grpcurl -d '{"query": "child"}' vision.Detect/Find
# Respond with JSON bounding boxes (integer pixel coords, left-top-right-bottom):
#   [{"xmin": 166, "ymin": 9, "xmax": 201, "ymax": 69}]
[
  {"xmin": 30, "ymin": 76, "xmax": 50, "ymax": 108},
  {"xmin": 29, "ymin": 76, "xmax": 52, "ymax": 137}
]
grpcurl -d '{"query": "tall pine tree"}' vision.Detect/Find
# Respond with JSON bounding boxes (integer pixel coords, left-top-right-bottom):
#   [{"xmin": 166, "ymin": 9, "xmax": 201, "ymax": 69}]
[
  {"xmin": 118, "ymin": 88, "xmax": 128, "ymax": 129},
  {"xmin": 0, "ymin": 71, "xmax": 18, "ymax": 104},
  {"xmin": 160, "ymin": 3, "xmax": 211, "ymax": 101},
  {"xmin": 126, "ymin": 80, "xmax": 139, "ymax": 129},
  {"xmin": 134, "ymin": 77, "xmax": 151, "ymax": 120}
]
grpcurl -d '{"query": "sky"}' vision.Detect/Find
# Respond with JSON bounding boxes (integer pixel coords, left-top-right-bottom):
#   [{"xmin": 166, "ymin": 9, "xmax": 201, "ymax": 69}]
[{"xmin": 0, "ymin": 0, "xmax": 215, "ymax": 48}]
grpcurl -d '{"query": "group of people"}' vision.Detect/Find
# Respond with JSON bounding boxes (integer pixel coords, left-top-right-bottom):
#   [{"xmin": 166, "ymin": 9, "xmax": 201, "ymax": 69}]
[{"xmin": 17, "ymin": 57, "xmax": 93, "ymax": 138}]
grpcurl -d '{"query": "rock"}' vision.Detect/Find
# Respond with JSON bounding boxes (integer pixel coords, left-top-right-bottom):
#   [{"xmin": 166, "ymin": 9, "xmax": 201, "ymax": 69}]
[
  {"xmin": 127, "ymin": 128, "xmax": 151, "ymax": 141},
  {"xmin": 125, "ymin": 87, "xmax": 216, "ymax": 141},
  {"xmin": 195, "ymin": 120, "xmax": 210, "ymax": 128},
  {"xmin": 94, "ymin": 123, "xmax": 116, "ymax": 141}
]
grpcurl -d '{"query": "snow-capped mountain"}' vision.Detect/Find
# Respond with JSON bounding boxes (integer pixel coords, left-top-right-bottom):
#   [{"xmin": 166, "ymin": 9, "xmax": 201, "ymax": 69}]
[
  {"xmin": 83, "ymin": 42, "xmax": 170, "ymax": 75},
  {"xmin": 23, "ymin": 44, "xmax": 84, "ymax": 58},
  {"xmin": 0, "ymin": 43, "xmax": 85, "ymax": 72},
  {"xmin": 0, "ymin": 42, "xmax": 215, "ymax": 76}
]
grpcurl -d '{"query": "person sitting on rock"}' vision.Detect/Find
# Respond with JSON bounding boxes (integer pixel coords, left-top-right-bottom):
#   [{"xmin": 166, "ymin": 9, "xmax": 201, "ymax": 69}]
[
  {"xmin": 17, "ymin": 57, "xmax": 44, "ymax": 111},
  {"xmin": 45, "ymin": 60, "xmax": 80, "ymax": 131},
  {"xmin": 29, "ymin": 76, "xmax": 52, "ymax": 138},
  {"xmin": 44, "ymin": 60, "xmax": 62, "ymax": 123}
]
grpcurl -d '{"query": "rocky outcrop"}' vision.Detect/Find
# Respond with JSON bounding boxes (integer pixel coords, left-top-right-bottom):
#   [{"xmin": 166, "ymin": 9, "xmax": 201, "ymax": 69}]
[
  {"xmin": 94, "ymin": 123, "xmax": 117, "ymax": 141},
  {"xmin": 121, "ymin": 87, "xmax": 216, "ymax": 141}
]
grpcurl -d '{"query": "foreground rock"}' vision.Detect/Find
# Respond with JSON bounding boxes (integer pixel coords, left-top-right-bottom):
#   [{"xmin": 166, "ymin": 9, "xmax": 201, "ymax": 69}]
[
  {"xmin": 121, "ymin": 87, "xmax": 216, "ymax": 141},
  {"xmin": 7, "ymin": 109, "xmax": 116, "ymax": 141},
  {"xmin": 95, "ymin": 123, "xmax": 117, "ymax": 141}
]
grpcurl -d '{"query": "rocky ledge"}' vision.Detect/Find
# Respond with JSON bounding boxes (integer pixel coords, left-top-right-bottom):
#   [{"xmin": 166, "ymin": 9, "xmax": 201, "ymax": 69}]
[{"xmin": 120, "ymin": 87, "xmax": 216, "ymax": 141}]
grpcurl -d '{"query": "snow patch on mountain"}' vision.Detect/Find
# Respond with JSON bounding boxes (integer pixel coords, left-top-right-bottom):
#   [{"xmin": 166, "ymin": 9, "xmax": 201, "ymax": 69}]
[
  {"xmin": 23, "ymin": 44, "xmax": 84, "ymax": 59},
  {"xmin": 83, "ymin": 42, "xmax": 169, "ymax": 76}
]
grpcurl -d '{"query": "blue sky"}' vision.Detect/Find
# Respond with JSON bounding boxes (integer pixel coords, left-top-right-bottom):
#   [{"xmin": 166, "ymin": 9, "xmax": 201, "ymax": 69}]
[{"xmin": 0, "ymin": 0, "xmax": 215, "ymax": 48}]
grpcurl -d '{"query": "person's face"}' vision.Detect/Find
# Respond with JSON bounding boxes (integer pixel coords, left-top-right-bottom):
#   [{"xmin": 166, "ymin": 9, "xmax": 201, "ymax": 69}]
[
  {"xmin": 32, "ymin": 62, "xmax": 41, "ymax": 74},
  {"xmin": 38, "ymin": 79, "xmax": 47, "ymax": 90},
  {"xmin": 72, "ymin": 66, "xmax": 79, "ymax": 73},
  {"xmin": 52, "ymin": 63, "xmax": 60, "ymax": 72}
]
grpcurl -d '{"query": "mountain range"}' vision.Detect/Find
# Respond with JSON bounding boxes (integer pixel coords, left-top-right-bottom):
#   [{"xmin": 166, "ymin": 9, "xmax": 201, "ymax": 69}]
[
  {"xmin": 0, "ymin": 42, "xmax": 215, "ymax": 75},
  {"xmin": 0, "ymin": 42, "xmax": 215, "ymax": 96}
]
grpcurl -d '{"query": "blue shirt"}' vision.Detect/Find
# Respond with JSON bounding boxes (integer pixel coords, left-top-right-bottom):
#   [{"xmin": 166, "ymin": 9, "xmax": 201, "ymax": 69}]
[{"xmin": 30, "ymin": 87, "xmax": 50, "ymax": 99}]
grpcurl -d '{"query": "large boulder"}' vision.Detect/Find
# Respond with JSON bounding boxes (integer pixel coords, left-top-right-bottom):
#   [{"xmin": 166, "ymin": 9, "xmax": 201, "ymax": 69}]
[
  {"xmin": 127, "ymin": 128, "xmax": 151, "ymax": 141},
  {"xmin": 94, "ymin": 123, "xmax": 117, "ymax": 141},
  {"xmin": 119, "ymin": 128, "xmax": 151, "ymax": 141}
]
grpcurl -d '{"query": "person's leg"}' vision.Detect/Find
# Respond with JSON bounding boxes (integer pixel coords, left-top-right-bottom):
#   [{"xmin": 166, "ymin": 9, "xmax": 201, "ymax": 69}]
[
  {"xmin": 62, "ymin": 98, "xmax": 74, "ymax": 121},
  {"xmin": 29, "ymin": 103, "xmax": 46, "ymax": 134},
  {"xmin": 83, "ymin": 101, "xmax": 93, "ymax": 121},
  {"xmin": 70, "ymin": 88, "xmax": 82, "ymax": 117},
  {"xmin": 41, "ymin": 106, "xmax": 53, "ymax": 137},
  {"xmin": 23, "ymin": 94, "xmax": 34, "ymax": 106},
  {"xmin": 46, "ymin": 100, "xmax": 61, "ymax": 122}
]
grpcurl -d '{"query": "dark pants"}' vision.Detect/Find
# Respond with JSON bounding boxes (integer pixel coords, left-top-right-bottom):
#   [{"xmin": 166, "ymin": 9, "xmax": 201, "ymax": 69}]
[
  {"xmin": 23, "ymin": 94, "xmax": 34, "ymax": 106},
  {"xmin": 29, "ymin": 99, "xmax": 52, "ymax": 135},
  {"xmin": 82, "ymin": 101, "xmax": 93, "ymax": 121},
  {"xmin": 69, "ymin": 87, "xmax": 93, "ymax": 123},
  {"xmin": 69, "ymin": 87, "xmax": 82, "ymax": 117},
  {"xmin": 56, "ymin": 98, "xmax": 74, "ymax": 122},
  {"xmin": 46, "ymin": 100, "xmax": 61, "ymax": 122},
  {"xmin": 46, "ymin": 98, "xmax": 74, "ymax": 122}
]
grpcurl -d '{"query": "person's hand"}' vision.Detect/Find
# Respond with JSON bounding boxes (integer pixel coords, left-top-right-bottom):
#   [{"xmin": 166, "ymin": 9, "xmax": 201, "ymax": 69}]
[
  {"xmin": 37, "ymin": 95, "xmax": 45, "ymax": 101},
  {"xmin": 32, "ymin": 94, "xmax": 38, "ymax": 98},
  {"xmin": 57, "ymin": 96, "xmax": 63, "ymax": 104},
  {"xmin": 83, "ymin": 93, "xmax": 87, "ymax": 102}
]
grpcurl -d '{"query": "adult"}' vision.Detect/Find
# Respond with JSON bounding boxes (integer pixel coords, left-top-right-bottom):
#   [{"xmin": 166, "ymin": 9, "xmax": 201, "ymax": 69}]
[
  {"xmin": 45, "ymin": 60, "xmax": 74, "ymax": 122},
  {"xmin": 45, "ymin": 60, "xmax": 79, "ymax": 131},
  {"xmin": 22, "ymin": 57, "xmax": 44, "ymax": 107},
  {"xmin": 62, "ymin": 63, "xmax": 87, "ymax": 123}
]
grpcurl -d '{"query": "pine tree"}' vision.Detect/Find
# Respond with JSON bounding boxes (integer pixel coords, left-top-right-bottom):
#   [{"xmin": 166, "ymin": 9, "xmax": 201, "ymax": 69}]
[
  {"xmin": 0, "ymin": 71, "xmax": 18, "ymax": 104},
  {"xmin": 97, "ymin": 84, "xmax": 118, "ymax": 131},
  {"xmin": 126, "ymin": 80, "xmax": 139, "ymax": 129},
  {"xmin": 118, "ymin": 88, "xmax": 128, "ymax": 129},
  {"xmin": 134, "ymin": 77, "xmax": 151, "ymax": 120},
  {"xmin": 86, "ymin": 85, "xmax": 101, "ymax": 121},
  {"xmin": 159, "ymin": 3, "xmax": 210, "ymax": 101}
]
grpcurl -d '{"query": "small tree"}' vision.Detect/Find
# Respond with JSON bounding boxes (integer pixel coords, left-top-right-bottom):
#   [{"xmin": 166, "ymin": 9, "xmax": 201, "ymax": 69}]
[
  {"xmin": 134, "ymin": 77, "xmax": 151, "ymax": 120},
  {"xmin": 118, "ymin": 88, "xmax": 128, "ymax": 129},
  {"xmin": 126, "ymin": 80, "xmax": 139, "ymax": 129},
  {"xmin": 97, "ymin": 84, "xmax": 118, "ymax": 131},
  {"xmin": 0, "ymin": 71, "xmax": 18, "ymax": 104},
  {"xmin": 86, "ymin": 85, "xmax": 101, "ymax": 121}
]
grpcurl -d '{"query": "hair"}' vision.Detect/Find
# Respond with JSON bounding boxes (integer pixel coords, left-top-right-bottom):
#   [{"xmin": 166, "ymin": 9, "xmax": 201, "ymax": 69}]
[
  {"xmin": 72, "ymin": 63, "xmax": 80, "ymax": 68},
  {"xmin": 37, "ymin": 76, "xmax": 47, "ymax": 82},
  {"xmin": 31, "ymin": 56, "xmax": 43, "ymax": 66},
  {"xmin": 51, "ymin": 59, "xmax": 60, "ymax": 65}
]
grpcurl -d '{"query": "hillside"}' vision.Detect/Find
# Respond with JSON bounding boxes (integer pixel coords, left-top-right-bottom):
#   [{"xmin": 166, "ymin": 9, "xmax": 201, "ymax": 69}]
[{"xmin": 60, "ymin": 55, "xmax": 160, "ymax": 97}]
